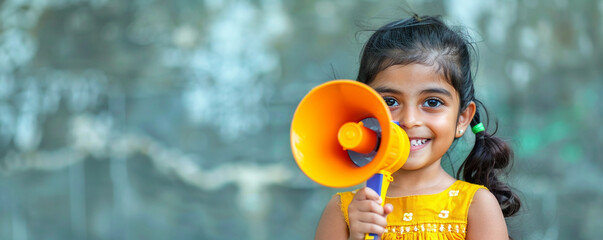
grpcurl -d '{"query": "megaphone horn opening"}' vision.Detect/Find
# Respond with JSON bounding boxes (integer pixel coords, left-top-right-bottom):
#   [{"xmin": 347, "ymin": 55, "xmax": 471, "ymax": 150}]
[{"xmin": 290, "ymin": 80, "xmax": 409, "ymax": 188}]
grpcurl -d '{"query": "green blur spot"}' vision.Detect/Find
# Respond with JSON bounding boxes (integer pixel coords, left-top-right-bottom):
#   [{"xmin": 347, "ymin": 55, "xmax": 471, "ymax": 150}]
[
  {"xmin": 548, "ymin": 120, "xmax": 569, "ymax": 142},
  {"xmin": 517, "ymin": 120, "xmax": 571, "ymax": 158},
  {"xmin": 520, "ymin": 132, "xmax": 542, "ymax": 156},
  {"xmin": 560, "ymin": 145, "xmax": 583, "ymax": 163}
]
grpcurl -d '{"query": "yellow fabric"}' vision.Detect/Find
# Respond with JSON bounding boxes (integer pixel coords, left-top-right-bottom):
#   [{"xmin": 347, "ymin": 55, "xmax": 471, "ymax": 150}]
[{"xmin": 337, "ymin": 180, "xmax": 486, "ymax": 240}]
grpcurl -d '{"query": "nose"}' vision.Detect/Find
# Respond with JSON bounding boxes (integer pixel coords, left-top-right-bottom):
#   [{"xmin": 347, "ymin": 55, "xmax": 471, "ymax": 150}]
[{"xmin": 395, "ymin": 106, "xmax": 421, "ymax": 130}]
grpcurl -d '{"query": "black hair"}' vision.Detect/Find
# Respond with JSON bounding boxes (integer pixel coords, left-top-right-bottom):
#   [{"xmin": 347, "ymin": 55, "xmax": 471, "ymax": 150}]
[{"xmin": 356, "ymin": 15, "xmax": 521, "ymax": 217}]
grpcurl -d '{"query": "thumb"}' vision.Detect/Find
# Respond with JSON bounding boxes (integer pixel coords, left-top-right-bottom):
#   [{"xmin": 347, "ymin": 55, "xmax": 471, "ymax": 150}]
[{"xmin": 383, "ymin": 203, "xmax": 394, "ymax": 216}]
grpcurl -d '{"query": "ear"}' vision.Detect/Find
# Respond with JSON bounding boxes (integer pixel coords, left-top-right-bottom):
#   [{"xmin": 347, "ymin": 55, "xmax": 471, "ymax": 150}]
[{"xmin": 456, "ymin": 101, "xmax": 476, "ymax": 138}]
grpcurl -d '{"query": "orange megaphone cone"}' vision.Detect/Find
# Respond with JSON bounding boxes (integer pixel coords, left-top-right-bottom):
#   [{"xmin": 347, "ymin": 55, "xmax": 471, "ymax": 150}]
[
  {"xmin": 290, "ymin": 80, "xmax": 410, "ymax": 188},
  {"xmin": 291, "ymin": 80, "xmax": 410, "ymax": 240}
]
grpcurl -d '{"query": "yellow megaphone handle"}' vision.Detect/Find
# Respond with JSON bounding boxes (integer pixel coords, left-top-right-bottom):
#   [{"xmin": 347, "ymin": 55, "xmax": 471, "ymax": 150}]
[{"xmin": 364, "ymin": 170, "xmax": 393, "ymax": 240}]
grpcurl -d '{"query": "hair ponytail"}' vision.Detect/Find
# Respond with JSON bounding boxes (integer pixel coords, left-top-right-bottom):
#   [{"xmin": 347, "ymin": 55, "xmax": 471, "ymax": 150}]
[{"xmin": 457, "ymin": 101, "xmax": 521, "ymax": 217}]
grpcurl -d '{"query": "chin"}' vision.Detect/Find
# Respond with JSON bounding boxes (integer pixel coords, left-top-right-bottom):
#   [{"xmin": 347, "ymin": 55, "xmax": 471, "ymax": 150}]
[
  {"xmin": 400, "ymin": 162, "xmax": 425, "ymax": 171},
  {"xmin": 399, "ymin": 157, "xmax": 440, "ymax": 171}
]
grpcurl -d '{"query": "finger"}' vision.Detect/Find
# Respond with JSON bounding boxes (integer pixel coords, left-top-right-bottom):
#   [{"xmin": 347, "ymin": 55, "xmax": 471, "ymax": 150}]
[
  {"xmin": 352, "ymin": 223, "xmax": 385, "ymax": 236},
  {"xmin": 352, "ymin": 199, "xmax": 385, "ymax": 215},
  {"xmin": 352, "ymin": 212, "xmax": 389, "ymax": 227},
  {"xmin": 350, "ymin": 218, "xmax": 386, "ymax": 236},
  {"xmin": 354, "ymin": 187, "xmax": 382, "ymax": 202},
  {"xmin": 349, "ymin": 223, "xmax": 385, "ymax": 240}
]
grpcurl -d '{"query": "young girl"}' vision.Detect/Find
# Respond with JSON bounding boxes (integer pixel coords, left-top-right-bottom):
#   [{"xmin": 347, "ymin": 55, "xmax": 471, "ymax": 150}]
[{"xmin": 315, "ymin": 15, "xmax": 521, "ymax": 240}]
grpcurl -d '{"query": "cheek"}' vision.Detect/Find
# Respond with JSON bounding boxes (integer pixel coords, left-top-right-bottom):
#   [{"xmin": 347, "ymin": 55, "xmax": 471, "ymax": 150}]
[{"xmin": 427, "ymin": 114, "xmax": 458, "ymax": 138}]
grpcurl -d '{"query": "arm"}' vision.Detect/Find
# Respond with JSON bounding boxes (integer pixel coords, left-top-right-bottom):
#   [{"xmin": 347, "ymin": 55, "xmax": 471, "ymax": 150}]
[
  {"xmin": 315, "ymin": 188, "xmax": 392, "ymax": 240},
  {"xmin": 315, "ymin": 194, "xmax": 349, "ymax": 240},
  {"xmin": 466, "ymin": 188, "xmax": 509, "ymax": 240}
]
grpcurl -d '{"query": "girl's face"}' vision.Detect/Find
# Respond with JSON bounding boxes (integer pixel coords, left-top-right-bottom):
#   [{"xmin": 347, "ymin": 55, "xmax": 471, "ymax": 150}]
[{"xmin": 369, "ymin": 63, "xmax": 474, "ymax": 171}]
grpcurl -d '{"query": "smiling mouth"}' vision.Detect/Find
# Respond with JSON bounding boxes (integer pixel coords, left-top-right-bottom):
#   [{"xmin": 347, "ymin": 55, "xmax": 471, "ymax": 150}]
[{"xmin": 410, "ymin": 139, "xmax": 429, "ymax": 147}]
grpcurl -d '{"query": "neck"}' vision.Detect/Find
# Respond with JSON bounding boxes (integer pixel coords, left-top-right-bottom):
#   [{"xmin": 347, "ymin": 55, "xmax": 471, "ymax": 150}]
[{"xmin": 387, "ymin": 160, "xmax": 456, "ymax": 197}]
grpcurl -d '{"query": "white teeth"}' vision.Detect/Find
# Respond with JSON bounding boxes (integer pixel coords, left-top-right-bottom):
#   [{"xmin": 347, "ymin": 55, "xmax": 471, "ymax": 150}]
[{"xmin": 410, "ymin": 139, "xmax": 427, "ymax": 146}]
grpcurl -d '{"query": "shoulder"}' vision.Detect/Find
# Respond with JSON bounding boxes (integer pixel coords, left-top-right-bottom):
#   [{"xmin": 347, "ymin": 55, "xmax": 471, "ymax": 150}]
[
  {"xmin": 466, "ymin": 188, "xmax": 509, "ymax": 239},
  {"xmin": 469, "ymin": 188, "xmax": 501, "ymax": 216},
  {"xmin": 326, "ymin": 193, "xmax": 344, "ymax": 211}
]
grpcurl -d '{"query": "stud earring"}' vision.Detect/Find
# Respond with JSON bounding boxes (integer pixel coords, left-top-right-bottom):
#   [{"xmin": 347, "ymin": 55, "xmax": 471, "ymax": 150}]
[{"xmin": 458, "ymin": 129, "xmax": 463, "ymax": 135}]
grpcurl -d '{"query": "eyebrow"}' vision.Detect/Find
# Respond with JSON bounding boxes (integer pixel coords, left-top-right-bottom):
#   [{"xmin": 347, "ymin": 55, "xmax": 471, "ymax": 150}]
[
  {"xmin": 421, "ymin": 88, "xmax": 453, "ymax": 98},
  {"xmin": 373, "ymin": 86, "xmax": 453, "ymax": 98},
  {"xmin": 373, "ymin": 87, "xmax": 401, "ymax": 94}
]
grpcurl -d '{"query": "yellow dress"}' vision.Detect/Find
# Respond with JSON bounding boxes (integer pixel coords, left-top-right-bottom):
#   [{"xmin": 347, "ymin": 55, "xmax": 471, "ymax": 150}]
[{"xmin": 337, "ymin": 180, "xmax": 486, "ymax": 240}]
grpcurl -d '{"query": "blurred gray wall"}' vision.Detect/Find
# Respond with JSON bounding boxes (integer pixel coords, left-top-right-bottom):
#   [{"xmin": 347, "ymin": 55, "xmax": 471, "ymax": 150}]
[{"xmin": 0, "ymin": 0, "xmax": 601, "ymax": 239}]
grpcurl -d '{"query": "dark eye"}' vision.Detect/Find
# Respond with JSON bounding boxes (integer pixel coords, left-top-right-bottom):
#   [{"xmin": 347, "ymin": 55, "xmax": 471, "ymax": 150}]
[
  {"xmin": 423, "ymin": 98, "xmax": 442, "ymax": 108},
  {"xmin": 384, "ymin": 97, "xmax": 399, "ymax": 107}
]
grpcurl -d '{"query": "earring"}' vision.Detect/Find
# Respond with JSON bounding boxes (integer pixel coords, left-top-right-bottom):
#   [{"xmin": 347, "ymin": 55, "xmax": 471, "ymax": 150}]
[{"xmin": 458, "ymin": 129, "xmax": 463, "ymax": 135}]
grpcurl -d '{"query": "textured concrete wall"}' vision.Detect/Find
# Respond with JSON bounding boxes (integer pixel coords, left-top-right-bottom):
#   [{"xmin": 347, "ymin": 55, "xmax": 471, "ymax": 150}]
[{"xmin": 0, "ymin": 0, "xmax": 601, "ymax": 239}]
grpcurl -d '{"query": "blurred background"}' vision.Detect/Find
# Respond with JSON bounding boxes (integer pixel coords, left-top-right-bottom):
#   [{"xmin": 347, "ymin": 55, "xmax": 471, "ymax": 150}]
[{"xmin": 0, "ymin": 0, "xmax": 601, "ymax": 239}]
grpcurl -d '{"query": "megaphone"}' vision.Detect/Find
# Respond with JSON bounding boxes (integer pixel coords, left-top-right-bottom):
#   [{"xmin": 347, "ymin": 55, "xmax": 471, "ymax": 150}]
[{"xmin": 290, "ymin": 80, "xmax": 410, "ymax": 240}]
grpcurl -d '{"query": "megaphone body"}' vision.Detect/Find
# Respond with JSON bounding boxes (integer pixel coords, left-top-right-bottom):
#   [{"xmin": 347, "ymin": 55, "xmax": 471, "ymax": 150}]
[{"xmin": 290, "ymin": 80, "xmax": 411, "ymax": 240}]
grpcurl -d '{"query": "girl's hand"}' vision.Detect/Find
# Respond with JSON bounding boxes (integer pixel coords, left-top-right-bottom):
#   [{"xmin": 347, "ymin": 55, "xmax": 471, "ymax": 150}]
[{"xmin": 347, "ymin": 187, "xmax": 393, "ymax": 240}]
